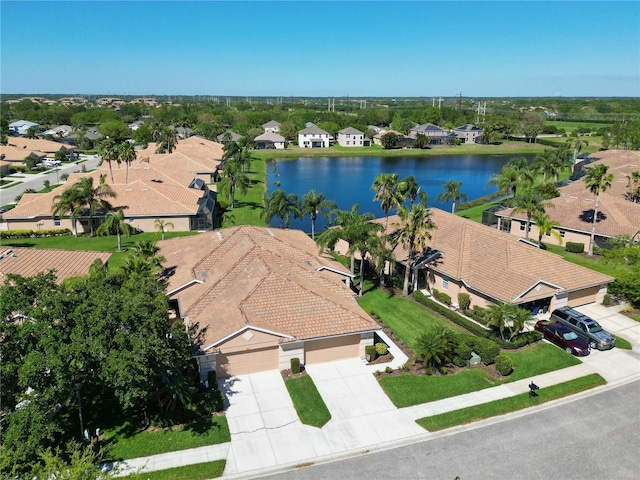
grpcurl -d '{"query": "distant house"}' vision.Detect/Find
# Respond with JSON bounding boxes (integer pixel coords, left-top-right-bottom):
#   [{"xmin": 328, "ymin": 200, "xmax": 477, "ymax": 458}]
[
  {"xmin": 254, "ymin": 132, "xmax": 286, "ymax": 149},
  {"xmin": 454, "ymin": 124, "xmax": 484, "ymax": 144},
  {"xmin": 262, "ymin": 120, "xmax": 281, "ymax": 134},
  {"xmin": 337, "ymin": 127, "xmax": 370, "ymax": 147},
  {"xmin": 9, "ymin": 120, "xmax": 39, "ymax": 136},
  {"xmin": 298, "ymin": 125, "xmax": 330, "ymax": 148},
  {"xmin": 372, "ymin": 130, "xmax": 414, "ymax": 148},
  {"xmin": 216, "ymin": 131, "xmax": 243, "ymax": 144},
  {"xmin": 409, "ymin": 123, "xmax": 455, "ymax": 145},
  {"xmin": 43, "ymin": 125, "xmax": 73, "ymax": 138}
]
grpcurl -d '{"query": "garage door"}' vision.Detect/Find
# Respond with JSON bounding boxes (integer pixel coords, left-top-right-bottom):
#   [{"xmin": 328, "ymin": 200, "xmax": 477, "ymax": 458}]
[
  {"xmin": 216, "ymin": 346, "xmax": 279, "ymax": 377},
  {"xmin": 305, "ymin": 335, "xmax": 360, "ymax": 365},
  {"xmin": 568, "ymin": 286, "xmax": 600, "ymax": 308}
]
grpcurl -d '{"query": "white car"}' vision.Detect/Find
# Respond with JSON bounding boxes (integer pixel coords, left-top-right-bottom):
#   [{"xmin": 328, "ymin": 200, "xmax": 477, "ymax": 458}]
[{"xmin": 42, "ymin": 159, "xmax": 62, "ymax": 168}]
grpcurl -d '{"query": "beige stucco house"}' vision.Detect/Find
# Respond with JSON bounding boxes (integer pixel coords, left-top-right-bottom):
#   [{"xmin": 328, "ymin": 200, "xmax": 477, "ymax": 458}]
[
  {"xmin": 337, "ymin": 127, "xmax": 369, "ymax": 147},
  {"xmin": 157, "ymin": 226, "xmax": 378, "ymax": 378}
]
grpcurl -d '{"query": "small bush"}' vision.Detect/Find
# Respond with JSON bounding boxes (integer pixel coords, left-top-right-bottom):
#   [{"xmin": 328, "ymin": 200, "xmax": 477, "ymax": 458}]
[
  {"xmin": 452, "ymin": 335, "xmax": 473, "ymax": 367},
  {"xmin": 375, "ymin": 342, "xmax": 388, "ymax": 355},
  {"xmin": 473, "ymin": 337, "xmax": 501, "ymax": 365},
  {"xmin": 385, "ymin": 366, "xmax": 393, "ymax": 374},
  {"xmin": 439, "ymin": 366, "xmax": 448, "ymax": 375},
  {"xmin": 603, "ymin": 293, "xmax": 611, "ymax": 306},
  {"xmin": 291, "ymin": 357, "xmax": 301, "ymax": 374},
  {"xmin": 207, "ymin": 370, "xmax": 217, "ymax": 389},
  {"xmin": 495, "ymin": 355, "xmax": 514, "ymax": 376},
  {"xmin": 365, "ymin": 345, "xmax": 377, "ymax": 361},
  {"xmin": 458, "ymin": 293, "xmax": 471, "ymax": 311},
  {"xmin": 0, "ymin": 228, "xmax": 72, "ymax": 239},
  {"xmin": 566, "ymin": 242, "xmax": 584, "ymax": 253}
]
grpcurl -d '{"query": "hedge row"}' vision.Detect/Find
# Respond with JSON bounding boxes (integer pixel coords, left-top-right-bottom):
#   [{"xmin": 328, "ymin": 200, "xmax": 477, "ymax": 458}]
[
  {"xmin": 412, "ymin": 291, "xmax": 542, "ymax": 349},
  {"xmin": 0, "ymin": 229, "xmax": 72, "ymax": 239}
]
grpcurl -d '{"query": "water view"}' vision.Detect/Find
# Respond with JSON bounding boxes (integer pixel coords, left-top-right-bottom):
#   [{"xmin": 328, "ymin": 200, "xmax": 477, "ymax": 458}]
[{"xmin": 266, "ymin": 154, "xmax": 537, "ymax": 233}]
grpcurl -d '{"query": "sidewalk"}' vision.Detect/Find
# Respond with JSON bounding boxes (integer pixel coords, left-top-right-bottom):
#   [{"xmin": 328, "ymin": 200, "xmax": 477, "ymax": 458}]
[{"xmin": 108, "ymin": 308, "xmax": 640, "ymax": 478}]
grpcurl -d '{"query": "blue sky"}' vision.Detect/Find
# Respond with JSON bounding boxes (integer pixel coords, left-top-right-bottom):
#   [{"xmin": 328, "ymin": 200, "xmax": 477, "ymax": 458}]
[{"xmin": 1, "ymin": 1, "xmax": 639, "ymax": 97}]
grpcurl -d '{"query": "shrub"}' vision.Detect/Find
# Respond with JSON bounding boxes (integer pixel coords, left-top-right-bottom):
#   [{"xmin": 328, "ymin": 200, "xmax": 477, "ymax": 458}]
[
  {"xmin": 0, "ymin": 228, "xmax": 72, "ymax": 239},
  {"xmin": 495, "ymin": 355, "xmax": 514, "ymax": 376},
  {"xmin": 207, "ymin": 370, "xmax": 217, "ymax": 389},
  {"xmin": 385, "ymin": 366, "xmax": 393, "ymax": 374},
  {"xmin": 458, "ymin": 293, "xmax": 471, "ymax": 311},
  {"xmin": 603, "ymin": 293, "xmax": 611, "ymax": 306},
  {"xmin": 473, "ymin": 337, "xmax": 501, "ymax": 365},
  {"xmin": 566, "ymin": 242, "xmax": 584, "ymax": 253},
  {"xmin": 11, "ymin": 165, "xmax": 26, "ymax": 173},
  {"xmin": 439, "ymin": 366, "xmax": 448, "ymax": 374},
  {"xmin": 452, "ymin": 335, "xmax": 473, "ymax": 367},
  {"xmin": 365, "ymin": 345, "xmax": 377, "ymax": 361},
  {"xmin": 469, "ymin": 305, "xmax": 489, "ymax": 325},
  {"xmin": 291, "ymin": 357, "xmax": 301, "ymax": 374},
  {"xmin": 375, "ymin": 342, "xmax": 388, "ymax": 355},
  {"xmin": 436, "ymin": 291, "xmax": 452, "ymax": 305}
]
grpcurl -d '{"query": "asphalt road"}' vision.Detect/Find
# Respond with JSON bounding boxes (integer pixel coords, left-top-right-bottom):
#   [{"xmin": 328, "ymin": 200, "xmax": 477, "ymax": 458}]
[{"xmin": 266, "ymin": 380, "xmax": 640, "ymax": 480}]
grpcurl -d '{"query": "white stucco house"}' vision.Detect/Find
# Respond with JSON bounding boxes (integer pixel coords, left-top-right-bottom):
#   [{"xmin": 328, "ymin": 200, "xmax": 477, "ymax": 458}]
[
  {"xmin": 9, "ymin": 120, "xmax": 40, "ymax": 136},
  {"xmin": 254, "ymin": 132, "xmax": 286, "ymax": 149},
  {"xmin": 298, "ymin": 125, "xmax": 330, "ymax": 148},
  {"xmin": 337, "ymin": 127, "xmax": 370, "ymax": 147},
  {"xmin": 262, "ymin": 120, "xmax": 281, "ymax": 134}
]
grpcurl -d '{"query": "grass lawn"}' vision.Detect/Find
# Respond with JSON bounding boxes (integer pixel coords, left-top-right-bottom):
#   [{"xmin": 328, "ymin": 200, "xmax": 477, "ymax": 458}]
[
  {"xmin": 284, "ymin": 375, "xmax": 331, "ymax": 428},
  {"xmin": 219, "ymin": 156, "xmax": 267, "ymax": 228},
  {"xmin": 104, "ymin": 416, "xmax": 230, "ymax": 461},
  {"xmin": 380, "ymin": 343, "xmax": 580, "ymax": 408},
  {"xmin": 416, "ymin": 373, "xmax": 606, "ymax": 431},
  {"xmin": 123, "ymin": 460, "xmax": 226, "ymax": 479},
  {"xmin": 614, "ymin": 335, "xmax": 633, "ymax": 350},
  {"xmin": 544, "ymin": 244, "xmax": 630, "ymax": 279}
]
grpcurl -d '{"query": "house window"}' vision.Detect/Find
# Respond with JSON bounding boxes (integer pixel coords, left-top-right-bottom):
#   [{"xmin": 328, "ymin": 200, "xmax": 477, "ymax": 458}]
[
  {"xmin": 559, "ymin": 230, "xmax": 566, "ymax": 238},
  {"xmin": 442, "ymin": 276, "xmax": 449, "ymax": 290},
  {"xmin": 129, "ymin": 217, "xmax": 135, "ymax": 223},
  {"xmin": 54, "ymin": 217, "xmax": 61, "ymax": 227},
  {"xmin": 519, "ymin": 222, "xmax": 531, "ymax": 232}
]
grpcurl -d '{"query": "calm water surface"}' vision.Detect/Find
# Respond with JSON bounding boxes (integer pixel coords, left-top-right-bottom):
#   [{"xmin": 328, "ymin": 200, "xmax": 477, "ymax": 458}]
[{"xmin": 266, "ymin": 154, "xmax": 535, "ymax": 233}]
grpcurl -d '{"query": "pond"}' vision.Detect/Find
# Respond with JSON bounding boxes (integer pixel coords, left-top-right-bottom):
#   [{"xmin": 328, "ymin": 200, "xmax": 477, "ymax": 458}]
[{"xmin": 266, "ymin": 153, "xmax": 536, "ymax": 233}]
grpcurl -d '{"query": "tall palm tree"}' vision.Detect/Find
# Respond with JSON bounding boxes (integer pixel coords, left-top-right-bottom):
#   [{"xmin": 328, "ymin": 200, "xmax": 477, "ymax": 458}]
[
  {"xmin": 154, "ymin": 218, "xmax": 175, "ymax": 240},
  {"xmin": 298, "ymin": 190, "xmax": 336, "ymax": 240},
  {"xmin": 393, "ymin": 202, "xmax": 436, "ymax": 296},
  {"xmin": 532, "ymin": 212, "xmax": 562, "ymax": 248},
  {"xmin": 486, "ymin": 157, "xmax": 534, "ymax": 198},
  {"xmin": 119, "ymin": 141, "xmax": 136, "ymax": 184},
  {"xmin": 371, "ymin": 173, "xmax": 405, "ymax": 232},
  {"xmin": 316, "ymin": 204, "xmax": 381, "ymax": 276},
  {"xmin": 98, "ymin": 139, "xmax": 119, "ymax": 183},
  {"xmin": 262, "ymin": 189, "xmax": 299, "ymax": 228},
  {"xmin": 533, "ymin": 149, "xmax": 556, "ymax": 184},
  {"xmin": 125, "ymin": 240, "xmax": 166, "ymax": 275},
  {"xmin": 51, "ymin": 187, "xmax": 84, "ymax": 236},
  {"xmin": 219, "ymin": 159, "xmax": 249, "ymax": 208},
  {"xmin": 401, "ymin": 175, "xmax": 420, "ymax": 205},
  {"xmin": 583, "ymin": 164, "xmax": 613, "ymax": 256},
  {"xmin": 567, "ymin": 132, "xmax": 589, "ymax": 163},
  {"xmin": 435, "ymin": 179, "xmax": 468, "ymax": 213},
  {"xmin": 96, "ymin": 209, "xmax": 135, "ymax": 251},
  {"xmin": 74, "ymin": 174, "xmax": 116, "ymax": 236},
  {"xmin": 510, "ymin": 189, "xmax": 551, "ymax": 241}
]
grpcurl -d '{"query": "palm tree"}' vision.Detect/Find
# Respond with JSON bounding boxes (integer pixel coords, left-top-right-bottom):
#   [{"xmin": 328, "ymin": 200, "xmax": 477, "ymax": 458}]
[
  {"xmin": 583, "ymin": 164, "xmax": 613, "ymax": 256},
  {"xmin": 532, "ymin": 212, "xmax": 562, "ymax": 248},
  {"xmin": 125, "ymin": 240, "xmax": 166, "ymax": 275},
  {"xmin": 219, "ymin": 159, "xmax": 249, "ymax": 209},
  {"xmin": 119, "ymin": 141, "xmax": 136, "ymax": 184},
  {"xmin": 316, "ymin": 204, "xmax": 381, "ymax": 276},
  {"xmin": 486, "ymin": 157, "xmax": 534, "ymax": 198},
  {"xmin": 51, "ymin": 187, "xmax": 84, "ymax": 236},
  {"xmin": 435, "ymin": 180, "xmax": 468, "ymax": 213},
  {"xmin": 372, "ymin": 173, "xmax": 405, "ymax": 232},
  {"xmin": 414, "ymin": 324, "xmax": 457, "ymax": 373},
  {"xmin": 96, "ymin": 209, "xmax": 135, "ymax": 251},
  {"xmin": 154, "ymin": 218, "xmax": 175, "ymax": 240},
  {"xmin": 626, "ymin": 171, "xmax": 640, "ymax": 203},
  {"xmin": 74, "ymin": 174, "xmax": 116, "ymax": 236},
  {"xmin": 533, "ymin": 149, "xmax": 556, "ymax": 184},
  {"xmin": 98, "ymin": 139, "xmax": 119, "ymax": 183},
  {"xmin": 262, "ymin": 189, "xmax": 299, "ymax": 228},
  {"xmin": 298, "ymin": 190, "xmax": 336, "ymax": 240},
  {"xmin": 567, "ymin": 132, "xmax": 588, "ymax": 163},
  {"xmin": 510, "ymin": 189, "xmax": 551, "ymax": 241},
  {"xmin": 401, "ymin": 175, "xmax": 420, "ymax": 205},
  {"xmin": 486, "ymin": 303, "xmax": 531, "ymax": 341},
  {"xmin": 393, "ymin": 202, "xmax": 436, "ymax": 296}
]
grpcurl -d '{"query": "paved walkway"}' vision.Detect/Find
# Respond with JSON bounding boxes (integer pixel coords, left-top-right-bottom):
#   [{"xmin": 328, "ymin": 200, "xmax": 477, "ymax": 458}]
[{"xmin": 111, "ymin": 306, "xmax": 640, "ymax": 479}]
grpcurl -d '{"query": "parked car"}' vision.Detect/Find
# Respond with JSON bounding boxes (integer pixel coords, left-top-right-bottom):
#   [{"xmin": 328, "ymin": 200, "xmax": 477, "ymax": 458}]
[
  {"xmin": 534, "ymin": 320, "xmax": 590, "ymax": 356},
  {"xmin": 42, "ymin": 159, "xmax": 61, "ymax": 168},
  {"xmin": 550, "ymin": 306, "xmax": 615, "ymax": 350}
]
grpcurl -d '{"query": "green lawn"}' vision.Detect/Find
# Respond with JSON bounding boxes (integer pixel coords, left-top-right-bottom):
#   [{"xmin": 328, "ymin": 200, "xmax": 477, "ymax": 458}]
[
  {"xmin": 416, "ymin": 373, "xmax": 606, "ymax": 431},
  {"xmin": 544, "ymin": 244, "xmax": 630, "ymax": 279},
  {"xmin": 0, "ymin": 231, "xmax": 199, "ymax": 269},
  {"xmin": 219, "ymin": 156, "xmax": 267, "ymax": 228},
  {"xmin": 614, "ymin": 335, "xmax": 633, "ymax": 350},
  {"xmin": 285, "ymin": 375, "xmax": 331, "ymax": 428},
  {"xmin": 104, "ymin": 416, "xmax": 230, "ymax": 461},
  {"xmin": 380, "ymin": 343, "xmax": 580, "ymax": 408},
  {"xmin": 124, "ymin": 460, "xmax": 226, "ymax": 479}
]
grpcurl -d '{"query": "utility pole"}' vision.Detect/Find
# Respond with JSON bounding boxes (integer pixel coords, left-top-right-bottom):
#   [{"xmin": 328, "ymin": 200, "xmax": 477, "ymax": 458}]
[{"xmin": 438, "ymin": 97, "xmax": 443, "ymax": 110}]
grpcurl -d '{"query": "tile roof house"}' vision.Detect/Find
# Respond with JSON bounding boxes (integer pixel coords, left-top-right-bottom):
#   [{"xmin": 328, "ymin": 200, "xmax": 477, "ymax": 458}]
[
  {"xmin": 254, "ymin": 131, "xmax": 287, "ymax": 149},
  {"xmin": 337, "ymin": 127, "xmax": 370, "ymax": 147},
  {"xmin": 334, "ymin": 208, "xmax": 613, "ymax": 313},
  {"xmin": 262, "ymin": 120, "xmax": 281, "ymax": 133},
  {"xmin": 409, "ymin": 123, "xmax": 456, "ymax": 145},
  {"xmin": 3, "ymin": 138, "xmax": 221, "ymax": 234},
  {"xmin": 495, "ymin": 150, "xmax": 640, "ymax": 250},
  {"xmin": 298, "ymin": 125, "xmax": 330, "ymax": 148},
  {"xmin": 216, "ymin": 131, "xmax": 243, "ymax": 144},
  {"xmin": 43, "ymin": 125, "xmax": 73, "ymax": 138},
  {"xmin": 0, "ymin": 247, "xmax": 110, "ymax": 284},
  {"xmin": 454, "ymin": 124, "xmax": 484, "ymax": 144},
  {"xmin": 157, "ymin": 226, "xmax": 378, "ymax": 378}
]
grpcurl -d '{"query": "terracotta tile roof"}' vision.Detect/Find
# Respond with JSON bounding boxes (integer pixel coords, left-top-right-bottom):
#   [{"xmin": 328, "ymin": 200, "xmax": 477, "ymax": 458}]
[
  {"xmin": 377, "ymin": 209, "xmax": 613, "ymax": 305},
  {"xmin": 6, "ymin": 138, "xmax": 73, "ymax": 153},
  {"xmin": 497, "ymin": 150, "xmax": 640, "ymax": 237},
  {"xmin": 0, "ymin": 145, "xmax": 47, "ymax": 162},
  {"xmin": 0, "ymin": 247, "xmax": 110, "ymax": 284},
  {"xmin": 158, "ymin": 226, "xmax": 376, "ymax": 351}
]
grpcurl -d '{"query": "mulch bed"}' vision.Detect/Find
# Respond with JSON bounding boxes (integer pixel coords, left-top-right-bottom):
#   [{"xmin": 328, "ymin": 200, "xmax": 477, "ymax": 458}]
[{"xmin": 281, "ymin": 368, "xmax": 307, "ymax": 381}]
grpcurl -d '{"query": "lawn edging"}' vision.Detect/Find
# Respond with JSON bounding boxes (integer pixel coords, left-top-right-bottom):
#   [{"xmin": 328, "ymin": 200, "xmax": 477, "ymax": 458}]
[
  {"xmin": 284, "ymin": 374, "xmax": 331, "ymax": 428},
  {"xmin": 416, "ymin": 373, "xmax": 606, "ymax": 432}
]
